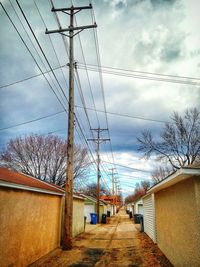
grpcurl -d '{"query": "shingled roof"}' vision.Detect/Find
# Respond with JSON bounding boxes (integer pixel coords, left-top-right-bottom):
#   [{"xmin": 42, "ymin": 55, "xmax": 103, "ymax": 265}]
[{"xmin": 0, "ymin": 167, "xmax": 65, "ymax": 195}]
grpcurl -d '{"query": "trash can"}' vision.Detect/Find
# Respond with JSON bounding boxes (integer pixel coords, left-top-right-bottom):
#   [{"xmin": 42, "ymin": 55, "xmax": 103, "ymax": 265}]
[
  {"xmin": 134, "ymin": 214, "xmax": 140, "ymax": 224},
  {"xmin": 107, "ymin": 210, "xmax": 111, "ymax": 217},
  {"xmin": 139, "ymin": 214, "xmax": 144, "ymax": 232},
  {"xmin": 90, "ymin": 213, "xmax": 97, "ymax": 224},
  {"xmin": 129, "ymin": 211, "xmax": 133, "ymax": 219},
  {"xmin": 101, "ymin": 213, "xmax": 107, "ymax": 224}
]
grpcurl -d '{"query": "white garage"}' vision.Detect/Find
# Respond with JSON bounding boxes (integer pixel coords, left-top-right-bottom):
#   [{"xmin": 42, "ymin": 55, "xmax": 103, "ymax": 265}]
[
  {"xmin": 134, "ymin": 199, "xmax": 143, "ymax": 214},
  {"xmin": 143, "ymin": 193, "xmax": 156, "ymax": 242},
  {"xmin": 80, "ymin": 194, "xmax": 97, "ymax": 223},
  {"xmin": 84, "ymin": 203, "xmax": 95, "ymax": 222}
]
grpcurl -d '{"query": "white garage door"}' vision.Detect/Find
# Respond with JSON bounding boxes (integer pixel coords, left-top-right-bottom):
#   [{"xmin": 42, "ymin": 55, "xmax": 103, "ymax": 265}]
[
  {"xmin": 138, "ymin": 204, "xmax": 143, "ymax": 215},
  {"xmin": 143, "ymin": 194, "xmax": 156, "ymax": 242},
  {"xmin": 84, "ymin": 204, "xmax": 95, "ymax": 222}
]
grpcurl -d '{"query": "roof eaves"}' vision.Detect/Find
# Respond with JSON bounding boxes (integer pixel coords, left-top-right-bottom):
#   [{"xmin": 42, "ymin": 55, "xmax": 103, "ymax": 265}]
[
  {"xmin": 73, "ymin": 194, "xmax": 85, "ymax": 200},
  {"xmin": 146, "ymin": 167, "xmax": 200, "ymax": 194},
  {"xmin": 0, "ymin": 180, "xmax": 64, "ymax": 196},
  {"xmin": 18, "ymin": 171, "xmax": 65, "ymax": 193},
  {"xmin": 80, "ymin": 194, "xmax": 97, "ymax": 203}
]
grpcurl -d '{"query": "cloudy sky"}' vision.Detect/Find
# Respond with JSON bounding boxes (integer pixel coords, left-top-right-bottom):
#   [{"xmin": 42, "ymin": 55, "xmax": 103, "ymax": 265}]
[{"xmin": 0, "ymin": 0, "xmax": 200, "ymax": 196}]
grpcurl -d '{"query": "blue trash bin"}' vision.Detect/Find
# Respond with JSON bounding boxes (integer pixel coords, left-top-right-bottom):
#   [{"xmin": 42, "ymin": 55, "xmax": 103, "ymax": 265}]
[{"xmin": 90, "ymin": 213, "xmax": 97, "ymax": 224}]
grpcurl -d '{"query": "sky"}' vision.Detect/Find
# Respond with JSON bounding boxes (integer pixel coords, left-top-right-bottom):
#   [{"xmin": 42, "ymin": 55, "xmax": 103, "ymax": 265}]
[{"xmin": 0, "ymin": 0, "xmax": 200, "ymax": 197}]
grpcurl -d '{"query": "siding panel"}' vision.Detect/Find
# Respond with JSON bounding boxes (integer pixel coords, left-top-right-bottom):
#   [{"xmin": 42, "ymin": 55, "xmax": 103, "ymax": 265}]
[{"xmin": 143, "ymin": 194, "xmax": 156, "ymax": 242}]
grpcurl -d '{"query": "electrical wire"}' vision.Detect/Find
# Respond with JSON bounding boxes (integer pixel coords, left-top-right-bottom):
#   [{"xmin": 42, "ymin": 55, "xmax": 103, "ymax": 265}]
[
  {"xmin": 82, "ymin": 63, "xmax": 200, "ymax": 82},
  {"xmin": 102, "ymin": 160, "xmax": 151, "ymax": 173},
  {"xmin": 90, "ymin": 3, "xmax": 122, "ymax": 192},
  {"xmin": 1, "ymin": 1, "xmax": 112, "ymax": 191},
  {"xmin": 78, "ymin": 64, "xmax": 200, "ymax": 87},
  {"xmin": 16, "ymin": 0, "xmax": 69, "ymax": 108},
  {"xmin": 0, "ymin": 110, "xmax": 64, "ymax": 132},
  {"xmin": 0, "ymin": 2, "xmax": 67, "ymax": 114}
]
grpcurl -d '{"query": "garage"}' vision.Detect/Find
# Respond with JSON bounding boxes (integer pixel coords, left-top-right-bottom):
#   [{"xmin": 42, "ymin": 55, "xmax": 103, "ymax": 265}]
[
  {"xmin": 143, "ymin": 193, "xmax": 156, "ymax": 242},
  {"xmin": 84, "ymin": 203, "xmax": 95, "ymax": 222},
  {"xmin": 80, "ymin": 194, "xmax": 97, "ymax": 223}
]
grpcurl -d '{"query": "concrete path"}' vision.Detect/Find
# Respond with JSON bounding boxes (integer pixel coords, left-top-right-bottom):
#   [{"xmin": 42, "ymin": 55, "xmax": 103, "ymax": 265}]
[
  {"xmin": 74, "ymin": 211, "xmax": 143, "ymax": 266},
  {"xmin": 31, "ymin": 209, "xmax": 172, "ymax": 267}
]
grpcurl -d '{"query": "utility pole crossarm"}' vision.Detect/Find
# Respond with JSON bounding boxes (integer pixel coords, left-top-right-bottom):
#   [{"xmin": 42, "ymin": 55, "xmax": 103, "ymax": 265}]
[
  {"xmin": 90, "ymin": 128, "xmax": 108, "ymax": 131},
  {"xmin": 51, "ymin": 4, "xmax": 93, "ymax": 12},
  {"xmin": 45, "ymin": 24, "xmax": 97, "ymax": 35},
  {"xmin": 87, "ymin": 138, "xmax": 110, "ymax": 142}
]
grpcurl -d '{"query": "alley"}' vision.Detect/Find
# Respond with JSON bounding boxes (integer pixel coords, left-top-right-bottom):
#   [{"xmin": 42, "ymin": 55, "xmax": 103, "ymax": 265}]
[{"xmin": 31, "ymin": 209, "xmax": 172, "ymax": 267}]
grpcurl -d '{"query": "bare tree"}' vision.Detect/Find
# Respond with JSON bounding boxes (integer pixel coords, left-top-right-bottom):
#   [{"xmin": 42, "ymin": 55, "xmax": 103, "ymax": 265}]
[
  {"xmin": 151, "ymin": 166, "xmax": 172, "ymax": 183},
  {"xmin": 0, "ymin": 134, "xmax": 90, "ymax": 186},
  {"xmin": 125, "ymin": 180, "xmax": 150, "ymax": 204},
  {"xmin": 137, "ymin": 108, "xmax": 200, "ymax": 170},
  {"xmin": 80, "ymin": 182, "xmax": 111, "ymax": 198}
]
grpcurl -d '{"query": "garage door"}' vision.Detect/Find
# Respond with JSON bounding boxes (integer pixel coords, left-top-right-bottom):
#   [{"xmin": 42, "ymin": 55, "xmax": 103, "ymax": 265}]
[
  {"xmin": 143, "ymin": 194, "xmax": 156, "ymax": 242},
  {"xmin": 138, "ymin": 204, "xmax": 143, "ymax": 215},
  {"xmin": 84, "ymin": 204, "xmax": 94, "ymax": 222}
]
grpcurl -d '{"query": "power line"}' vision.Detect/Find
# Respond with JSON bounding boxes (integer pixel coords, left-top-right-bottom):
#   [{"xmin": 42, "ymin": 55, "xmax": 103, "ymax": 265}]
[
  {"xmin": 119, "ymin": 173, "xmax": 150, "ymax": 179},
  {"xmin": 16, "ymin": 0, "xmax": 69, "ymax": 108},
  {"xmin": 102, "ymin": 160, "xmax": 152, "ymax": 173},
  {"xmin": 90, "ymin": 5, "xmax": 121, "ymax": 189},
  {"xmin": 77, "ymin": 63, "xmax": 200, "ymax": 87},
  {"xmin": 0, "ymin": 2, "xmax": 67, "ymax": 113},
  {"xmin": 8, "ymin": 0, "xmax": 68, "ymax": 111},
  {"xmin": 73, "ymin": 13, "xmax": 100, "ymax": 127},
  {"xmin": 1, "ymin": 1, "xmax": 107, "ymax": 190},
  {"xmin": 0, "ymin": 103, "xmax": 168, "ymax": 132},
  {"xmin": 49, "ymin": 0, "xmax": 99, "ymax": 149},
  {"xmin": 34, "ymin": 0, "xmax": 69, "ymax": 96},
  {"xmin": 0, "ymin": 64, "xmax": 67, "ymax": 89},
  {"xmin": 0, "ymin": 111, "xmax": 64, "ymax": 132},
  {"xmin": 79, "ymin": 63, "xmax": 200, "ymax": 82},
  {"xmin": 76, "ymin": 105, "xmax": 168, "ymax": 123},
  {"xmin": 2, "ymin": 62, "xmax": 200, "ymax": 90}
]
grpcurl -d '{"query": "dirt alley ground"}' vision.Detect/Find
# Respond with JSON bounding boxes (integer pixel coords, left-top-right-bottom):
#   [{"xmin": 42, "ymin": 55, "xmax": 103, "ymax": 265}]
[{"xmin": 30, "ymin": 208, "xmax": 173, "ymax": 267}]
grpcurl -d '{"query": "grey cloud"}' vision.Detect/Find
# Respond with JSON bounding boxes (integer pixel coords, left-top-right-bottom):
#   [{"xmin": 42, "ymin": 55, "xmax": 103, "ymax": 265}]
[
  {"xmin": 150, "ymin": 0, "xmax": 176, "ymax": 7},
  {"xmin": 115, "ymin": 1, "xmax": 126, "ymax": 9},
  {"xmin": 159, "ymin": 33, "xmax": 185, "ymax": 62},
  {"xmin": 116, "ymin": 0, "xmax": 145, "ymax": 9},
  {"xmin": 160, "ymin": 47, "xmax": 181, "ymax": 62}
]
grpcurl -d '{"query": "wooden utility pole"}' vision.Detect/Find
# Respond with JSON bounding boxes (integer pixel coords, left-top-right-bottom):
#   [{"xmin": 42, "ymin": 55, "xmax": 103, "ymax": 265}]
[
  {"xmin": 109, "ymin": 168, "xmax": 117, "ymax": 215},
  {"xmin": 46, "ymin": 4, "xmax": 97, "ymax": 250},
  {"xmin": 88, "ymin": 128, "xmax": 110, "ymax": 223}
]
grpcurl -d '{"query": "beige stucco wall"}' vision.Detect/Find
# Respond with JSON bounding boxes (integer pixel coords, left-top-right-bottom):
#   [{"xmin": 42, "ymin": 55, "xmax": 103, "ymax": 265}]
[
  {"xmin": 0, "ymin": 187, "xmax": 62, "ymax": 267},
  {"xmin": 194, "ymin": 177, "xmax": 200, "ymax": 232},
  {"xmin": 72, "ymin": 198, "xmax": 85, "ymax": 237},
  {"xmin": 155, "ymin": 177, "xmax": 200, "ymax": 267}
]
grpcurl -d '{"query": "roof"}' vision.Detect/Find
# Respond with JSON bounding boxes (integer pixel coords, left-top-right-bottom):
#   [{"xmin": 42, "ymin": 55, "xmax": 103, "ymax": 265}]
[
  {"xmin": 80, "ymin": 194, "xmax": 97, "ymax": 203},
  {"xmin": 0, "ymin": 167, "xmax": 65, "ymax": 196},
  {"xmin": 134, "ymin": 198, "xmax": 143, "ymax": 205},
  {"xmin": 146, "ymin": 167, "xmax": 200, "ymax": 195},
  {"xmin": 99, "ymin": 199, "xmax": 109, "ymax": 205},
  {"xmin": 73, "ymin": 193, "xmax": 85, "ymax": 201},
  {"xmin": 80, "ymin": 194, "xmax": 107, "ymax": 205}
]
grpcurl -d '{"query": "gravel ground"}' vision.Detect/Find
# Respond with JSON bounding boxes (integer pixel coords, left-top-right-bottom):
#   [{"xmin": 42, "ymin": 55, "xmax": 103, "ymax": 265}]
[{"xmin": 30, "ymin": 209, "xmax": 173, "ymax": 267}]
